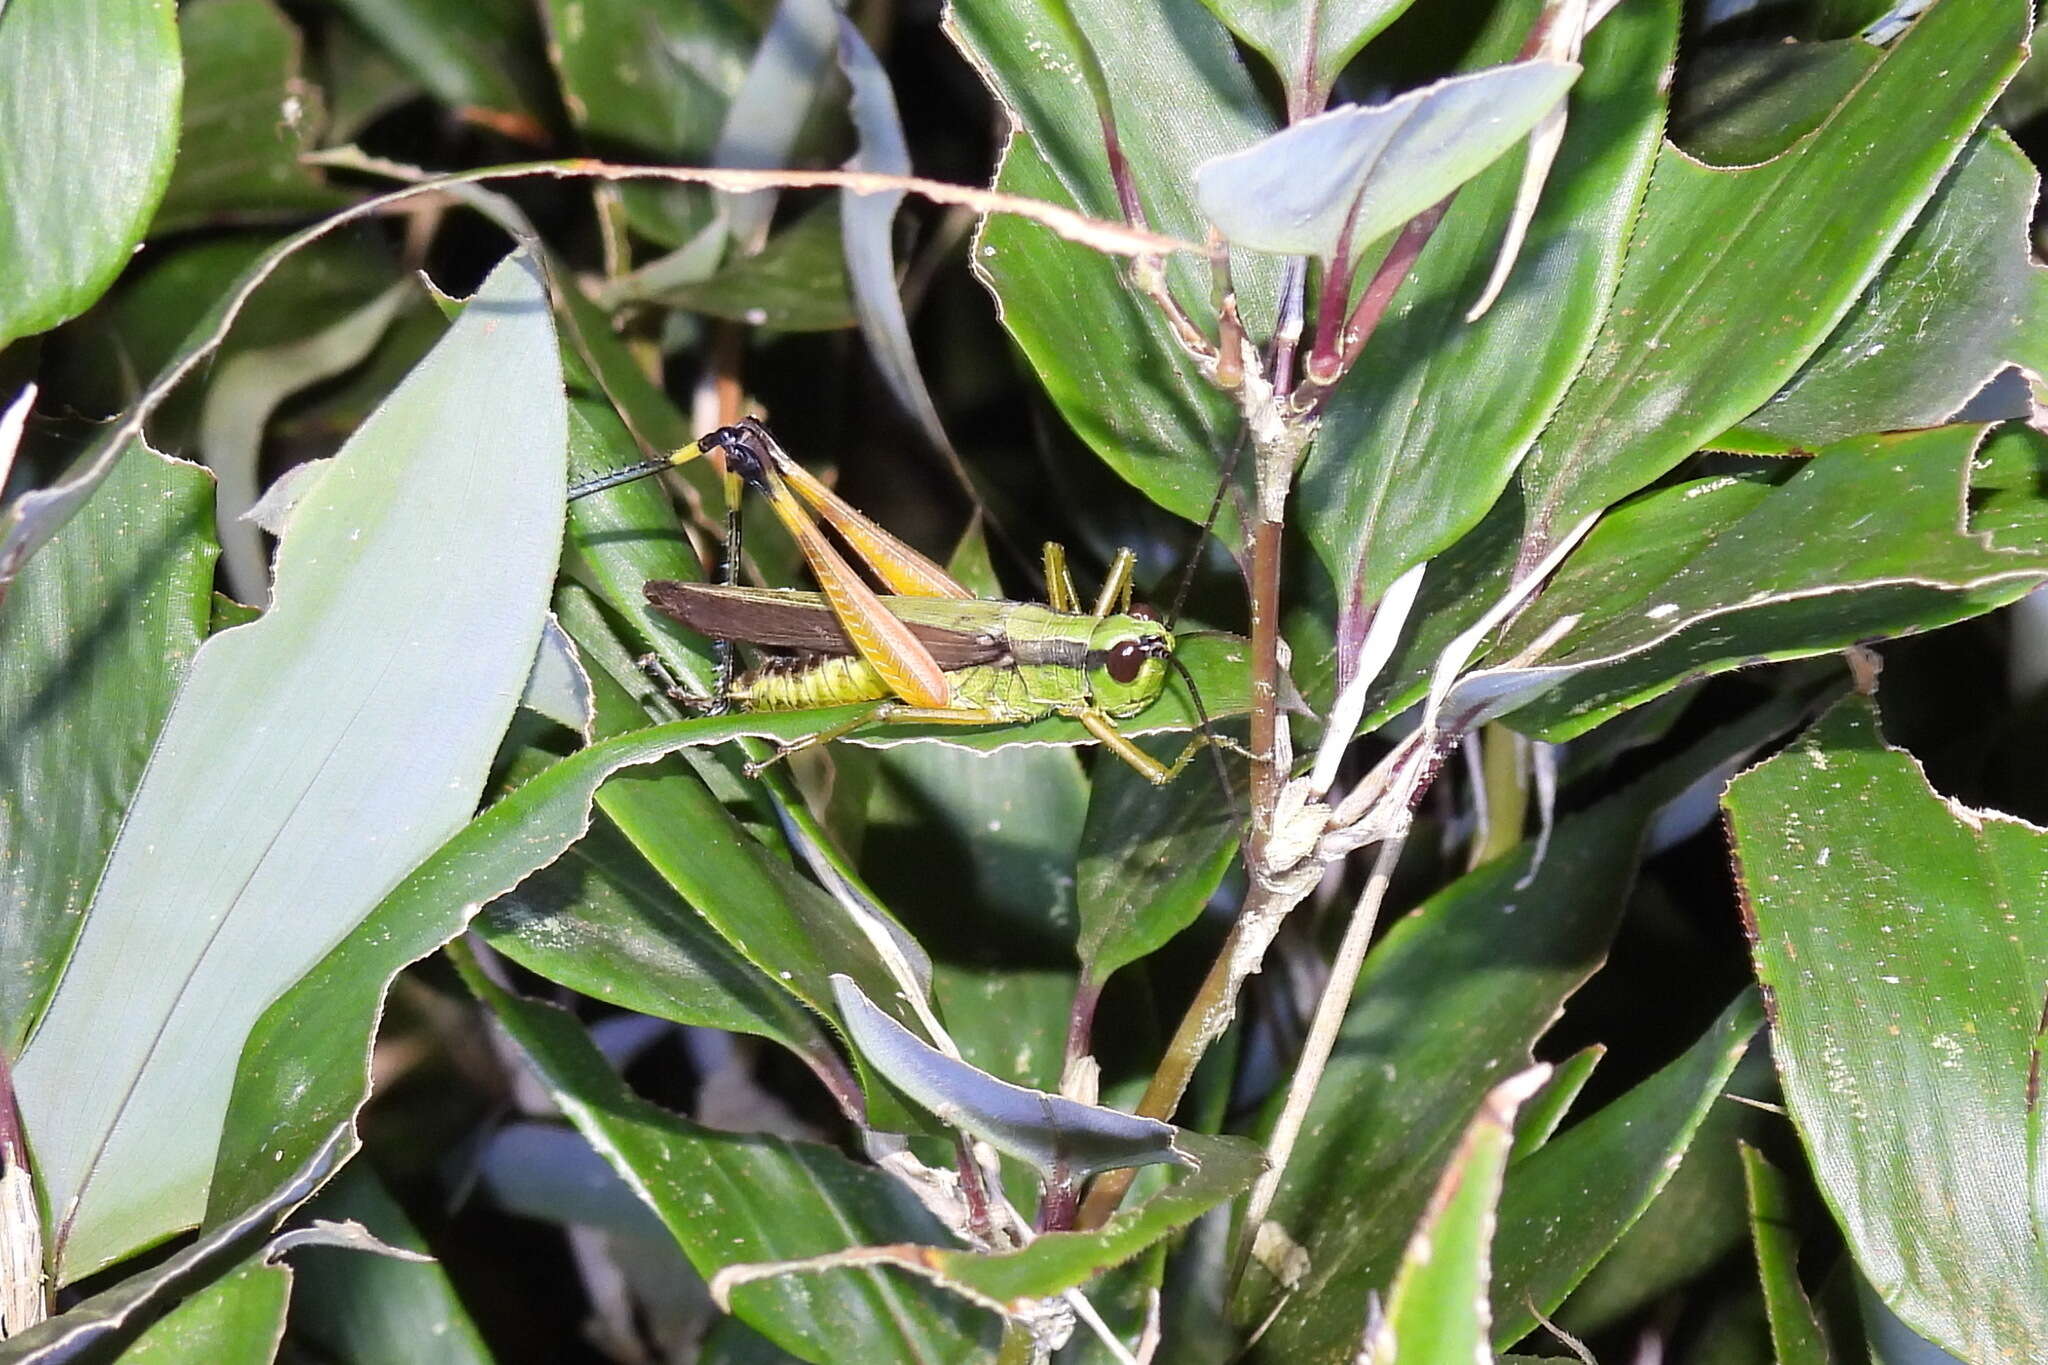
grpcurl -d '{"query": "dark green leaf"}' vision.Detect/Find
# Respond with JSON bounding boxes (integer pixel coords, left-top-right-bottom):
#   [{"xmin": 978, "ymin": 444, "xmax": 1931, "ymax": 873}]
[
  {"xmin": 1361, "ymin": 1068, "xmax": 1547, "ymax": 1364},
  {"xmin": 1509, "ymin": 1044, "xmax": 1603, "ymax": 1162},
  {"xmin": 0, "ymin": 0, "xmax": 182, "ymax": 347},
  {"xmin": 1193, "ymin": 0, "xmax": 1419, "ymax": 110},
  {"xmin": 151, "ymin": 0, "xmax": 349, "ymax": 233},
  {"xmin": 289, "ymin": 1163, "xmax": 495, "ymax": 1365},
  {"xmin": 476, "ymin": 817, "xmax": 842, "ymax": 1076},
  {"xmin": 1300, "ymin": 0, "xmax": 1676, "ymax": 605},
  {"xmin": 1725, "ymin": 694, "xmax": 2048, "ymax": 1361},
  {"xmin": 1517, "ymin": 0, "xmax": 2029, "ymax": 554},
  {"xmin": 1075, "ymin": 734, "xmax": 1238, "ymax": 988},
  {"xmin": 325, "ymin": 0, "xmax": 549, "ymax": 130},
  {"xmin": 1731, "ymin": 131, "xmax": 2048, "ymax": 450},
  {"xmin": 1490, "ymin": 991, "xmax": 1765, "ymax": 1347},
  {"xmin": 1741, "ymin": 1145, "xmax": 1834, "ymax": 1365},
  {"xmin": 1670, "ymin": 38, "xmax": 1880, "ymax": 166},
  {"xmin": 1492, "ymin": 425, "xmax": 2048, "ymax": 741},
  {"xmin": 952, "ymin": 0, "xmax": 1278, "ymax": 530},
  {"xmin": 460, "ymin": 955, "xmax": 1000, "ymax": 1363},
  {"xmin": 658, "ymin": 204, "xmax": 855, "ymax": 331},
  {"xmin": 15, "ymin": 254, "xmax": 563, "ymax": 1283},
  {"xmin": 117, "ymin": 1260, "xmax": 290, "ymax": 1365},
  {"xmin": 0, "ymin": 446, "xmax": 215, "ymax": 1059}
]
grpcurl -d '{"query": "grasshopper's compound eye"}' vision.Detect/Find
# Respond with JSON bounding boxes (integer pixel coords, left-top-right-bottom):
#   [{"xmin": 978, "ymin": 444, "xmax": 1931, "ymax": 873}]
[
  {"xmin": 1106, "ymin": 638, "xmax": 1148, "ymax": 685},
  {"xmin": 1127, "ymin": 602, "xmax": 1160, "ymax": 622}
]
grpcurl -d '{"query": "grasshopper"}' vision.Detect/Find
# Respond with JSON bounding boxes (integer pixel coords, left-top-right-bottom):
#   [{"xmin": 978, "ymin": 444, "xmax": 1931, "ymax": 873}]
[{"xmin": 568, "ymin": 417, "xmax": 1230, "ymax": 787}]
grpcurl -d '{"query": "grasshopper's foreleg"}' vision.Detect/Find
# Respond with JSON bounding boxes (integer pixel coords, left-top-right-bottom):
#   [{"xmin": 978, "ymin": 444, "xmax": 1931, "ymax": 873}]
[
  {"xmin": 741, "ymin": 703, "xmax": 1014, "ymax": 778},
  {"xmin": 1076, "ymin": 709, "xmax": 1253, "ymax": 785}
]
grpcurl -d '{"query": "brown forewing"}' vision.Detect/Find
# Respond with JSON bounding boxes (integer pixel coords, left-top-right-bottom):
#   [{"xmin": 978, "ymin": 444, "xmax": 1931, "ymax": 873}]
[{"xmin": 644, "ymin": 580, "xmax": 1007, "ymax": 669}]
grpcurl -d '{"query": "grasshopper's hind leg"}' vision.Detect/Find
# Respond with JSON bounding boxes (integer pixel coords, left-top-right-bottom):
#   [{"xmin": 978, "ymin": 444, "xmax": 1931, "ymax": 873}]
[{"xmin": 741, "ymin": 703, "xmax": 1013, "ymax": 778}]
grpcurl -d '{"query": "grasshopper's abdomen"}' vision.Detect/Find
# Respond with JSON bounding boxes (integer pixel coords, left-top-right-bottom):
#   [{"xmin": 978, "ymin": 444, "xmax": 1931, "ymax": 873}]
[{"xmin": 736, "ymin": 655, "xmax": 894, "ymax": 710}]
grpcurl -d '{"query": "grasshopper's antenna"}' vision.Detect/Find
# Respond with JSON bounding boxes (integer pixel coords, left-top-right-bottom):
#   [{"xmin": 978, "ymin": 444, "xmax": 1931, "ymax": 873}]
[
  {"xmin": 1165, "ymin": 432, "xmax": 1247, "ymax": 630},
  {"xmin": 567, "ymin": 456, "xmax": 679, "ymax": 501},
  {"xmin": 1165, "ymin": 650, "xmax": 1243, "ymax": 830}
]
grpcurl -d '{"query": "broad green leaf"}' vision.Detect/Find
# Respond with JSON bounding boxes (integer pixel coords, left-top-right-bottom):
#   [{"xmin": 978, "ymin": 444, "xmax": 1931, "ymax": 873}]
[
  {"xmin": 289, "ymin": 1163, "xmax": 495, "ymax": 1365},
  {"xmin": 1725, "ymin": 694, "xmax": 2048, "ymax": 1361},
  {"xmin": 1490, "ymin": 991, "xmax": 1764, "ymax": 1347},
  {"xmin": 151, "ymin": 0, "xmax": 349, "ymax": 233},
  {"xmin": 1075, "ymin": 733, "xmax": 1238, "ymax": 989},
  {"xmin": 0, "ymin": 446, "xmax": 215, "ymax": 1058},
  {"xmin": 952, "ymin": 0, "xmax": 1277, "ymax": 530},
  {"xmin": 475, "ymin": 817, "xmax": 842, "ymax": 1078},
  {"xmin": 712, "ymin": 0, "xmax": 841, "ymax": 251},
  {"xmin": 1517, "ymin": 0, "xmax": 2030, "ymax": 555},
  {"xmin": 1194, "ymin": 0, "xmax": 1419, "ymax": 111},
  {"xmin": 460, "ymin": 954, "xmax": 1000, "ymax": 1362},
  {"xmin": 1195, "ymin": 61, "xmax": 1580, "ymax": 262},
  {"xmin": 1741, "ymin": 1145, "xmax": 1834, "ymax": 1365},
  {"xmin": 319, "ymin": 13, "xmax": 420, "ymax": 143},
  {"xmin": 0, "ymin": 0, "xmax": 182, "ymax": 347},
  {"xmin": 1360, "ymin": 1068, "xmax": 1547, "ymax": 1365},
  {"xmin": 117, "ymin": 1260, "xmax": 290, "ymax": 1365},
  {"xmin": 540, "ymin": 0, "xmax": 749, "ymax": 160},
  {"xmin": 1491, "ymin": 425, "xmax": 2048, "ymax": 741},
  {"xmin": 0, "ymin": 1128, "xmax": 348, "ymax": 1365},
  {"xmin": 1245, "ymin": 709, "xmax": 1793, "ymax": 1362},
  {"xmin": 711, "ymin": 1130, "xmax": 1263, "ymax": 1316},
  {"xmin": 701, "ymin": 1318, "xmax": 808, "ymax": 1364},
  {"xmin": 833, "ymin": 975, "xmax": 1185, "ymax": 1177},
  {"xmin": 1299, "ymin": 0, "xmax": 1676, "ymax": 605},
  {"xmin": 325, "ymin": 0, "xmax": 549, "ymax": 131},
  {"xmin": 14, "ymin": 252, "xmax": 565, "ymax": 1283}
]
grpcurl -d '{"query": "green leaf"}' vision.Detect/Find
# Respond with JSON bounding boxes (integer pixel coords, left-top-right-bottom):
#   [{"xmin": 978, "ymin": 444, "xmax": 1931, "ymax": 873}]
[
  {"xmin": 0, "ymin": 0, "xmax": 182, "ymax": 347},
  {"xmin": 953, "ymin": 0, "xmax": 1278, "ymax": 529},
  {"xmin": 541, "ymin": 0, "xmax": 748, "ymax": 159},
  {"xmin": 1195, "ymin": 61, "xmax": 1580, "ymax": 262},
  {"xmin": 657, "ymin": 203, "xmax": 855, "ymax": 331},
  {"xmin": 1490, "ymin": 424, "xmax": 2048, "ymax": 741},
  {"xmin": 1517, "ymin": 0, "xmax": 2030, "ymax": 554},
  {"xmin": 151, "ymin": 0, "xmax": 349, "ymax": 233},
  {"xmin": 1244, "ymin": 709, "xmax": 1792, "ymax": 1361},
  {"xmin": 475, "ymin": 816, "xmax": 842, "ymax": 1075},
  {"xmin": 289, "ymin": 1163, "xmax": 495, "ymax": 1365},
  {"xmin": 13, "ymin": 252, "xmax": 564, "ymax": 1284},
  {"xmin": 1360, "ymin": 1068, "xmax": 1547, "ymax": 1365},
  {"xmin": 1725, "ymin": 694, "xmax": 2048, "ymax": 1361},
  {"xmin": 1669, "ymin": 38, "xmax": 1881, "ymax": 167},
  {"xmin": 833, "ymin": 975, "xmax": 1186, "ymax": 1178},
  {"xmin": 203, "ymin": 707, "xmax": 923, "ymax": 1230},
  {"xmin": 460, "ymin": 954, "xmax": 1001, "ymax": 1363},
  {"xmin": 116, "ymin": 1260, "xmax": 290, "ymax": 1365},
  {"xmin": 1741, "ymin": 1145, "xmax": 1835, "ymax": 1365},
  {"xmin": 711, "ymin": 1130, "xmax": 1263, "ymax": 1317},
  {"xmin": 0, "ymin": 446, "xmax": 216, "ymax": 1059},
  {"xmin": 325, "ymin": 0, "xmax": 549, "ymax": 130},
  {"xmin": 1490, "ymin": 990, "xmax": 1765, "ymax": 1347},
  {"xmin": 1731, "ymin": 131, "xmax": 2048, "ymax": 450},
  {"xmin": 1243, "ymin": 795, "xmax": 1648, "ymax": 1360},
  {"xmin": 197, "ymin": 284, "xmax": 413, "ymax": 601},
  {"xmin": 1193, "ymin": 0, "xmax": 1418, "ymax": 111},
  {"xmin": 1299, "ymin": 0, "xmax": 1676, "ymax": 606},
  {"xmin": 1508, "ymin": 1044, "xmax": 1603, "ymax": 1162},
  {"xmin": 0, "ymin": 1128, "xmax": 348, "ymax": 1365},
  {"xmin": 1075, "ymin": 733, "xmax": 1238, "ymax": 989}
]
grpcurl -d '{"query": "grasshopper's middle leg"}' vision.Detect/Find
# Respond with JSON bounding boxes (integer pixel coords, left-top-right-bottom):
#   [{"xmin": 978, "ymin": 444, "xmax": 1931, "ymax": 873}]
[
  {"xmin": 1075, "ymin": 709, "xmax": 1253, "ymax": 786},
  {"xmin": 742, "ymin": 703, "xmax": 1016, "ymax": 777}
]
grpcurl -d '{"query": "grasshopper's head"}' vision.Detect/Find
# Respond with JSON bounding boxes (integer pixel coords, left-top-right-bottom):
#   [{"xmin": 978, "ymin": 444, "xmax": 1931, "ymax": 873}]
[{"xmin": 1085, "ymin": 612, "xmax": 1174, "ymax": 717}]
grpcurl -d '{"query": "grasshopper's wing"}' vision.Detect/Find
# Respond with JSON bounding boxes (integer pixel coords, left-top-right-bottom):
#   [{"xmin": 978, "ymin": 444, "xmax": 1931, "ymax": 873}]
[{"xmin": 646, "ymin": 582, "xmax": 1008, "ymax": 669}]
